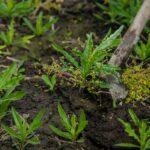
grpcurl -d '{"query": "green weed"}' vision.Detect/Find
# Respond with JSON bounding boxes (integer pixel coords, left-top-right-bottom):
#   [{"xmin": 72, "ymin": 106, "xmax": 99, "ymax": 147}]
[
  {"xmin": 23, "ymin": 11, "xmax": 57, "ymax": 36},
  {"xmin": 52, "ymin": 27, "xmax": 122, "ymax": 93},
  {"xmin": 42, "ymin": 74, "xmax": 56, "ymax": 91},
  {"xmin": 0, "ymin": 0, "xmax": 33, "ymax": 18},
  {"xmin": 50, "ymin": 103, "xmax": 87, "ymax": 142},
  {"xmin": 94, "ymin": 0, "xmax": 141, "ymax": 25},
  {"xmin": 2, "ymin": 108, "xmax": 45, "ymax": 150},
  {"xmin": 0, "ymin": 20, "xmax": 34, "ymax": 50},
  {"xmin": 0, "ymin": 63, "xmax": 25, "ymax": 119},
  {"xmin": 115, "ymin": 109, "xmax": 150, "ymax": 150},
  {"xmin": 135, "ymin": 35, "xmax": 150, "ymax": 61}
]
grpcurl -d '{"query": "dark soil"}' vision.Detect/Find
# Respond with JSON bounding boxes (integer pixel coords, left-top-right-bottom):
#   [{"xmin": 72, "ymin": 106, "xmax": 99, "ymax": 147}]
[{"xmin": 0, "ymin": 0, "xmax": 149, "ymax": 150}]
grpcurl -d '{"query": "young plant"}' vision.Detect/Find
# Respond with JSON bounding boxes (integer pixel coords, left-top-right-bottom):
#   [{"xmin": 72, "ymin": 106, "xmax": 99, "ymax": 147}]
[
  {"xmin": 0, "ymin": 63, "xmax": 25, "ymax": 119},
  {"xmin": 0, "ymin": 20, "xmax": 34, "ymax": 49},
  {"xmin": 23, "ymin": 11, "xmax": 57, "ymax": 36},
  {"xmin": 49, "ymin": 103, "xmax": 88, "ymax": 142},
  {"xmin": 53, "ymin": 26, "xmax": 123, "ymax": 79},
  {"xmin": 115, "ymin": 109, "xmax": 150, "ymax": 150},
  {"xmin": 0, "ymin": 0, "xmax": 33, "ymax": 18},
  {"xmin": 2, "ymin": 107, "xmax": 45, "ymax": 150},
  {"xmin": 42, "ymin": 74, "xmax": 56, "ymax": 91},
  {"xmin": 94, "ymin": 0, "xmax": 141, "ymax": 25},
  {"xmin": 135, "ymin": 35, "xmax": 150, "ymax": 61},
  {"xmin": 51, "ymin": 27, "xmax": 122, "ymax": 93}
]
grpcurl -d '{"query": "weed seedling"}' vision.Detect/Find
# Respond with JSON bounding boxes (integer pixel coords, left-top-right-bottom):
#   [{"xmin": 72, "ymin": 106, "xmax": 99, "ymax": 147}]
[
  {"xmin": 52, "ymin": 26, "xmax": 122, "ymax": 93},
  {"xmin": 0, "ymin": 0, "xmax": 33, "ymax": 18},
  {"xmin": 42, "ymin": 74, "xmax": 56, "ymax": 91},
  {"xmin": 135, "ymin": 35, "xmax": 150, "ymax": 61},
  {"xmin": 2, "ymin": 108, "xmax": 45, "ymax": 150},
  {"xmin": 115, "ymin": 109, "xmax": 150, "ymax": 150},
  {"xmin": 53, "ymin": 26, "xmax": 123, "ymax": 78},
  {"xmin": 94, "ymin": 0, "xmax": 141, "ymax": 25},
  {"xmin": 23, "ymin": 11, "xmax": 57, "ymax": 36},
  {"xmin": 0, "ymin": 20, "xmax": 34, "ymax": 50},
  {"xmin": 0, "ymin": 63, "xmax": 25, "ymax": 119},
  {"xmin": 49, "ymin": 103, "xmax": 88, "ymax": 142}
]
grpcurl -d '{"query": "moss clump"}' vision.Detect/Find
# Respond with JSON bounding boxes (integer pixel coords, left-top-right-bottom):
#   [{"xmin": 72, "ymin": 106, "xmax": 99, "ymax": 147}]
[{"xmin": 122, "ymin": 66, "xmax": 150, "ymax": 103}]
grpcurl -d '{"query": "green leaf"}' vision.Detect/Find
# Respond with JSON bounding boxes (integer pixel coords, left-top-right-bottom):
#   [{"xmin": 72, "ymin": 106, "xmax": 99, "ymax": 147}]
[
  {"xmin": 95, "ymin": 25, "xmax": 123, "ymax": 51},
  {"xmin": 76, "ymin": 110, "xmax": 87, "ymax": 135},
  {"xmin": 58, "ymin": 103, "xmax": 71, "ymax": 132},
  {"xmin": 81, "ymin": 33, "xmax": 94, "ymax": 78},
  {"xmin": 28, "ymin": 108, "xmax": 45, "ymax": 134},
  {"xmin": 114, "ymin": 143, "xmax": 140, "ymax": 148},
  {"xmin": 0, "ymin": 45, "xmax": 6, "ymax": 49},
  {"xmin": 52, "ymin": 44, "xmax": 79, "ymax": 68},
  {"xmin": 128, "ymin": 109, "xmax": 140, "ymax": 126},
  {"xmin": 11, "ymin": 107, "xmax": 27, "ymax": 137},
  {"xmin": 2, "ymin": 124, "xmax": 21, "ymax": 140},
  {"xmin": 118, "ymin": 118, "xmax": 140, "ymax": 142},
  {"xmin": 71, "ymin": 113, "xmax": 77, "ymax": 129},
  {"xmin": 49, "ymin": 125, "xmax": 72, "ymax": 140},
  {"xmin": 76, "ymin": 138, "xmax": 84, "ymax": 143},
  {"xmin": 1, "ymin": 91, "xmax": 25, "ymax": 103},
  {"xmin": 43, "ymin": 17, "xmax": 57, "ymax": 33},
  {"xmin": 23, "ymin": 17, "xmax": 35, "ymax": 33},
  {"xmin": 27, "ymin": 136, "xmax": 40, "ymax": 145},
  {"xmin": 42, "ymin": 75, "xmax": 51, "ymax": 85},
  {"xmin": 36, "ymin": 11, "xmax": 43, "ymax": 35},
  {"xmin": 42, "ymin": 75, "xmax": 56, "ymax": 91}
]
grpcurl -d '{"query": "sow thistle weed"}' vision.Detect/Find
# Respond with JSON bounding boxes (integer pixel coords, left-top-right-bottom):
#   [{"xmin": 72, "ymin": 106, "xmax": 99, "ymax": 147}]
[
  {"xmin": 52, "ymin": 26, "xmax": 123, "ymax": 94},
  {"xmin": 0, "ymin": 20, "xmax": 34, "ymax": 50},
  {"xmin": 42, "ymin": 74, "xmax": 56, "ymax": 92},
  {"xmin": 50, "ymin": 103, "xmax": 87, "ymax": 142},
  {"xmin": 115, "ymin": 109, "xmax": 150, "ymax": 150},
  {"xmin": 2, "ymin": 108, "xmax": 45, "ymax": 150},
  {"xmin": 0, "ymin": 0, "xmax": 34, "ymax": 18},
  {"xmin": 94, "ymin": 0, "xmax": 141, "ymax": 25},
  {"xmin": 23, "ymin": 11, "xmax": 57, "ymax": 36},
  {"xmin": 0, "ymin": 63, "xmax": 25, "ymax": 119},
  {"xmin": 135, "ymin": 35, "xmax": 150, "ymax": 62}
]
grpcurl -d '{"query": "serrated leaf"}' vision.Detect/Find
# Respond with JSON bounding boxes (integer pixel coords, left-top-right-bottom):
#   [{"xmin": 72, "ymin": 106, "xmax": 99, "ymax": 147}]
[
  {"xmin": 52, "ymin": 44, "xmax": 79, "ymax": 68},
  {"xmin": 118, "ymin": 118, "xmax": 140, "ymax": 142},
  {"xmin": 128, "ymin": 109, "xmax": 140, "ymax": 126}
]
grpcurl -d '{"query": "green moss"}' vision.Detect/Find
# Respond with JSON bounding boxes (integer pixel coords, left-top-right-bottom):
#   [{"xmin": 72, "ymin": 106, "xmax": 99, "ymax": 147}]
[{"xmin": 122, "ymin": 66, "xmax": 150, "ymax": 103}]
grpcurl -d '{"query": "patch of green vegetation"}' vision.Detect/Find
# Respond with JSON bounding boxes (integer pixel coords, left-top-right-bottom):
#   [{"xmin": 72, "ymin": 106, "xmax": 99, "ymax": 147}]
[
  {"xmin": 0, "ymin": 63, "xmax": 25, "ymax": 119},
  {"xmin": 23, "ymin": 11, "xmax": 57, "ymax": 36},
  {"xmin": 94, "ymin": 0, "xmax": 141, "ymax": 25},
  {"xmin": 42, "ymin": 74, "xmax": 56, "ymax": 91},
  {"xmin": 0, "ymin": 0, "xmax": 34, "ymax": 18},
  {"xmin": 50, "ymin": 103, "xmax": 87, "ymax": 142},
  {"xmin": 122, "ymin": 66, "xmax": 150, "ymax": 103},
  {"xmin": 2, "ymin": 107, "xmax": 45, "ymax": 150},
  {"xmin": 51, "ymin": 27, "xmax": 122, "ymax": 94},
  {"xmin": 135, "ymin": 35, "xmax": 150, "ymax": 61},
  {"xmin": 0, "ymin": 20, "xmax": 34, "ymax": 51},
  {"xmin": 115, "ymin": 109, "xmax": 150, "ymax": 150}
]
